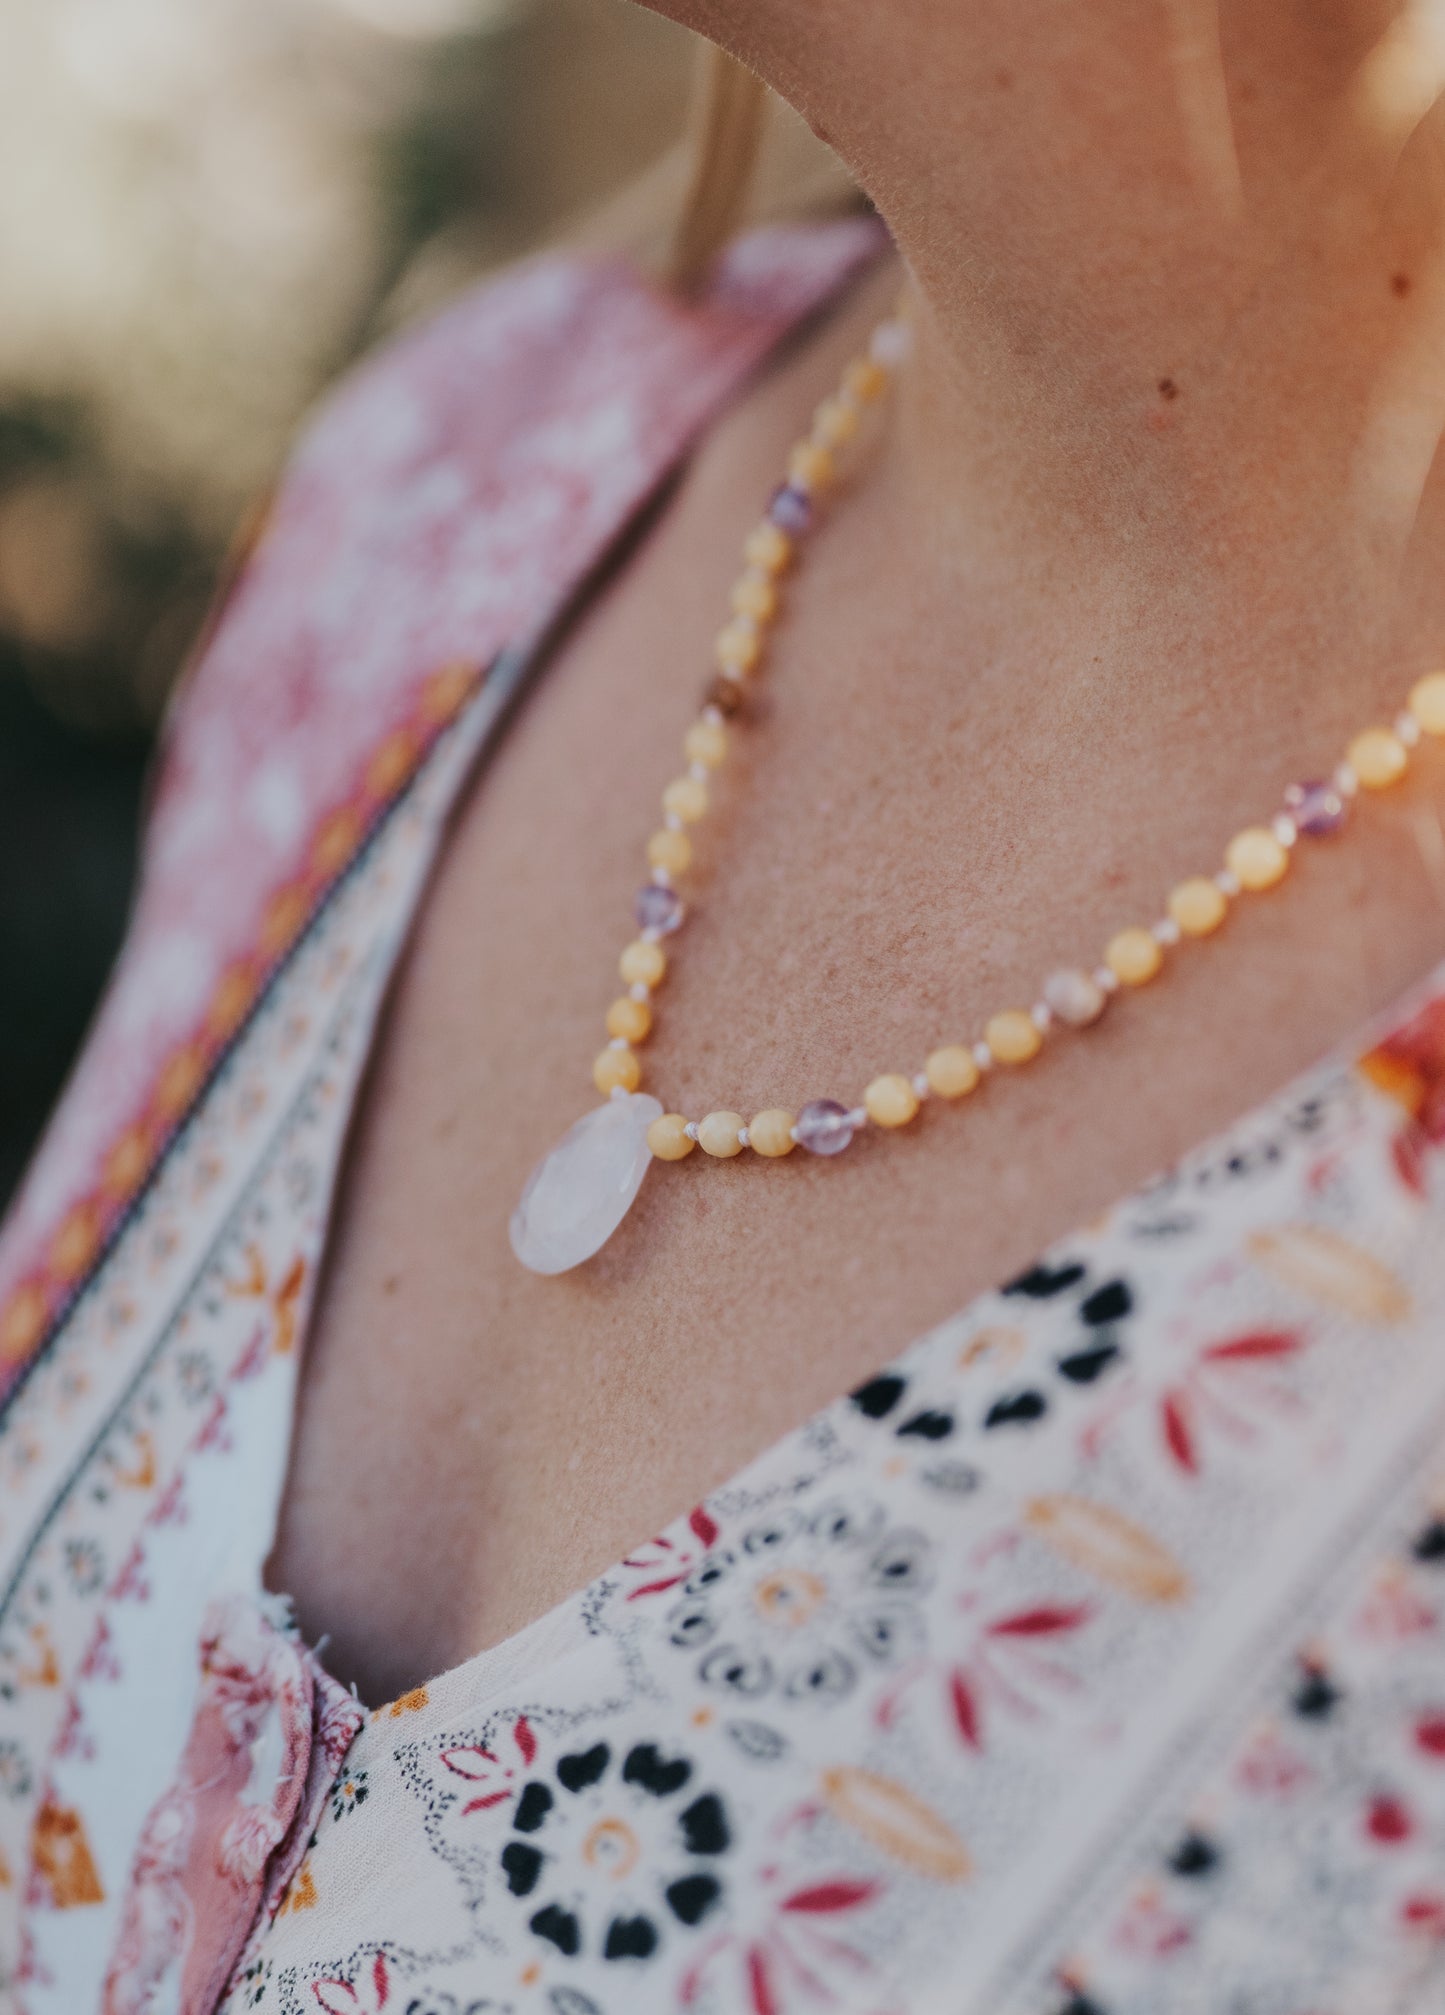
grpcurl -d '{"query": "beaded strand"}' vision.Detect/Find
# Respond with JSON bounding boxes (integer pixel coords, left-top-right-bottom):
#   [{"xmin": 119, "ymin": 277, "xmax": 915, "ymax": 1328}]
[{"xmin": 584, "ymin": 314, "xmax": 1445, "ymax": 1169}]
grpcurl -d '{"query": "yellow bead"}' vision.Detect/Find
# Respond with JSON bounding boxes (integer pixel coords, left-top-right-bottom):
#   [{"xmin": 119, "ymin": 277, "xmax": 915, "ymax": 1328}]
[
  {"xmin": 787, "ymin": 441, "xmax": 834, "ymax": 491},
  {"xmin": 662, "ymin": 776, "xmax": 708, "ymax": 824},
  {"xmin": 731, "ymin": 572, "xmax": 777, "ymax": 623},
  {"xmin": 1347, "ymin": 726, "xmax": 1409, "ymax": 790},
  {"xmin": 698, "ymin": 1110, "xmax": 746, "ymax": 1157},
  {"xmin": 594, "ymin": 1046, "xmax": 641, "ymax": 1096},
  {"xmin": 743, "ymin": 521, "xmax": 792, "ymax": 574},
  {"xmin": 749, "ymin": 1109, "xmax": 797, "ymax": 1157},
  {"xmin": 716, "ymin": 621, "xmax": 762, "ymax": 674},
  {"xmin": 647, "ymin": 828, "xmax": 692, "ymax": 875},
  {"xmin": 812, "ymin": 395, "xmax": 859, "ymax": 447},
  {"xmin": 844, "ymin": 357, "xmax": 888, "ymax": 403},
  {"xmin": 1409, "ymin": 671, "xmax": 1445, "ymax": 736},
  {"xmin": 864, "ymin": 1073, "xmax": 920, "ymax": 1127},
  {"xmin": 985, "ymin": 1009, "xmax": 1043, "ymax": 1064},
  {"xmin": 1224, "ymin": 825, "xmax": 1289, "ymax": 891},
  {"xmin": 1106, "ymin": 927, "xmax": 1165, "ymax": 986},
  {"xmin": 619, "ymin": 939, "xmax": 666, "ymax": 988},
  {"xmin": 684, "ymin": 717, "xmax": 728, "ymax": 769},
  {"xmin": 926, "ymin": 1045, "xmax": 980, "ymax": 1099},
  {"xmin": 606, "ymin": 996, "xmax": 653, "ymax": 1043},
  {"xmin": 1168, "ymin": 876, "xmax": 1228, "ymax": 937},
  {"xmin": 647, "ymin": 1113, "xmax": 696, "ymax": 1161}
]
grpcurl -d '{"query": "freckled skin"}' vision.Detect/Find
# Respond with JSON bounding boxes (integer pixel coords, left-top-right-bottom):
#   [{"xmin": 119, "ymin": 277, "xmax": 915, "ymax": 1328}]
[{"xmin": 270, "ymin": 1, "xmax": 1445, "ymax": 1705}]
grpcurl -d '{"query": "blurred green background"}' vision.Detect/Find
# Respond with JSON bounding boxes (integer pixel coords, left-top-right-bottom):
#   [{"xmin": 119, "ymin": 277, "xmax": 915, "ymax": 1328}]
[{"xmin": 0, "ymin": 0, "xmax": 694, "ymax": 1207}]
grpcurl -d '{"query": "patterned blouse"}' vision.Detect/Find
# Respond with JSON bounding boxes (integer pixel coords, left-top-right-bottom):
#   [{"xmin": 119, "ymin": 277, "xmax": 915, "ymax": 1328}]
[{"xmin": 0, "ymin": 218, "xmax": 1443, "ymax": 2015}]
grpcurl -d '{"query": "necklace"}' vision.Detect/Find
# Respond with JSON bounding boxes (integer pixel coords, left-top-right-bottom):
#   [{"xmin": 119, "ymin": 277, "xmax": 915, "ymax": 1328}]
[{"xmin": 509, "ymin": 308, "xmax": 1445, "ymax": 1276}]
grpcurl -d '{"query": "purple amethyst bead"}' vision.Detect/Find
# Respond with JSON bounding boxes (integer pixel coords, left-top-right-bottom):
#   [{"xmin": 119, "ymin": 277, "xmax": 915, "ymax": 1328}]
[
  {"xmin": 1283, "ymin": 779, "xmax": 1349, "ymax": 838},
  {"xmin": 634, "ymin": 884, "xmax": 684, "ymax": 935},
  {"xmin": 795, "ymin": 1098, "xmax": 857, "ymax": 1156},
  {"xmin": 767, "ymin": 483, "xmax": 814, "ymax": 538}
]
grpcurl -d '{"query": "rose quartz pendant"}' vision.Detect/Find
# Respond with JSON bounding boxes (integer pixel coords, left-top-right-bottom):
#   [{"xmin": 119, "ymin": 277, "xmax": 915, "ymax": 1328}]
[{"xmin": 510, "ymin": 1091, "xmax": 663, "ymax": 1274}]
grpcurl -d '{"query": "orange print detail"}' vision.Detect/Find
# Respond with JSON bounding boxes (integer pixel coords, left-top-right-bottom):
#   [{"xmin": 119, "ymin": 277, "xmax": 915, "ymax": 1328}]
[
  {"xmin": 48, "ymin": 1205, "xmax": 101, "ymax": 1284},
  {"xmin": 31, "ymin": 1800, "xmax": 105, "ymax": 1908},
  {"xmin": 272, "ymin": 1255, "xmax": 307, "ymax": 1356},
  {"xmin": 820, "ymin": 1765, "xmax": 972, "ymax": 1881},
  {"xmin": 115, "ymin": 1428, "xmax": 158, "ymax": 1491},
  {"xmin": 278, "ymin": 1859, "xmax": 318, "ymax": 1914},
  {"xmin": 0, "ymin": 659, "xmax": 485, "ymax": 1399},
  {"xmin": 387, "ymin": 1685, "xmax": 430, "ymax": 1716},
  {"xmin": 19, "ymin": 1625, "xmax": 60, "ymax": 1689}
]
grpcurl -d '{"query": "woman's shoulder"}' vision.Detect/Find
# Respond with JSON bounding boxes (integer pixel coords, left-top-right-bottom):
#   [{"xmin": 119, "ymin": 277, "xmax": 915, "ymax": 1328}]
[{"xmin": 0, "ymin": 217, "xmax": 885, "ymax": 1386}]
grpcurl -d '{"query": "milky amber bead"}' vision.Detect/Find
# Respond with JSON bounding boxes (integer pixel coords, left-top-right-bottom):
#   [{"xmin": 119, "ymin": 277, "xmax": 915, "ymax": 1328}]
[
  {"xmin": 606, "ymin": 996, "xmax": 653, "ymax": 1044},
  {"xmin": 813, "ymin": 395, "xmax": 859, "ymax": 447},
  {"xmin": 648, "ymin": 1113, "xmax": 696, "ymax": 1161},
  {"xmin": 662, "ymin": 776, "xmax": 708, "ymax": 824},
  {"xmin": 749, "ymin": 1109, "xmax": 797, "ymax": 1157},
  {"xmin": 788, "ymin": 441, "xmax": 834, "ymax": 491},
  {"xmin": 744, "ymin": 521, "xmax": 792, "ymax": 575},
  {"xmin": 716, "ymin": 621, "xmax": 762, "ymax": 674},
  {"xmin": 985, "ymin": 1010, "xmax": 1043, "ymax": 1064},
  {"xmin": 1347, "ymin": 727, "xmax": 1408, "ymax": 790},
  {"xmin": 594, "ymin": 1046, "xmax": 641, "ymax": 1095},
  {"xmin": 619, "ymin": 939, "xmax": 666, "ymax": 988},
  {"xmin": 703, "ymin": 674, "xmax": 746, "ymax": 718},
  {"xmin": 684, "ymin": 718, "xmax": 728, "ymax": 769},
  {"xmin": 1107, "ymin": 927, "xmax": 1165, "ymax": 986},
  {"xmin": 1168, "ymin": 876, "xmax": 1228, "ymax": 937},
  {"xmin": 844, "ymin": 357, "xmax": 888, "ymax": 404},
  {"xmin": 1224, "ymin": 825, "xmax": 1289, "ymax": 891},
  {"xmin": 731, "ymin": 573, "xmax": 777, "ymax": 623},
  {"xmin": 647, "ymin": 828, "xmax": 692, "ymax": 876},
  {"xmin": 1409, "ymin": 671, "xmax": 1445, "ymax": 736},
  {"xmin": 698, "ymin": 1110, "xmax": 746, "ymax": 1157},
  {"xmin": 926, "ymin": 1045, "xmax": 981, "ymax": 1098},
  {"xmin": 864, "ymin": 1073, "xmax": 920, "ymax": 1127}
]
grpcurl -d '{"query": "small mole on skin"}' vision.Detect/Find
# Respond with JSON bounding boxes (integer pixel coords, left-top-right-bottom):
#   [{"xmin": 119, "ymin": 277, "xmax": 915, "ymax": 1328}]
[
  {"xmin": 1158, "ymin": 378, "xmax": 1179, "ymax": 401},
  {"xmin": 1392, "ymin": 272, "xmax": 1412, "ymax": 298},
  {"xmin": 383, "ymin": 1275, "xmax": 400, "ymax": 1296}
]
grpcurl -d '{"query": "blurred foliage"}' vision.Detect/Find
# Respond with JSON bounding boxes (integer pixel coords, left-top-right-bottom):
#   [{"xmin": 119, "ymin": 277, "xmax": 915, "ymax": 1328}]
[{"xmin": 0, "ymin": 0, "xmax": 692, "ymax": 1206}]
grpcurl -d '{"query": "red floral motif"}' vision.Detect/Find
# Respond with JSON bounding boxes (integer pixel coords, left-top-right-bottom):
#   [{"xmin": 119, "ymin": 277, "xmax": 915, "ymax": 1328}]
[
  {"xmin": 621, "ymin": 1506, "xmax": 722, "ymax": 1601},
  {"xmin": 312, "ymin": 1950, "xmax": 392, "ymax": 2013},
  {"xmin": 1361, "ymin": 996, "xmax": 1445, "ymax": 1193},
  {"xmin": 1233, "ymin": 1723, "xmax": 1312, "ymax": 1798},
  {"xmin": 437, "ymin": 1715, "xmax": 536, "ymax": 1816},
  {"xmin": 1081, "ymin": 1327, "xmax": 1307, "ymax": 1480},
  {"xmin": 679, "ymin": 1853, "xmax": 880, "ymax": 2015}
]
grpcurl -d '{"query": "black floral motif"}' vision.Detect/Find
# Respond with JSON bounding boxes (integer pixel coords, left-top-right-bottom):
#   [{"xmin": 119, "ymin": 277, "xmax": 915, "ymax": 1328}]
[
  {"xmin": 498, "ymin": 1736, "xmax": 730, "ymax": 1968},
  {"xmin": 331, "ymin": 1768, "xmax": 370, "ymax": 1820}
]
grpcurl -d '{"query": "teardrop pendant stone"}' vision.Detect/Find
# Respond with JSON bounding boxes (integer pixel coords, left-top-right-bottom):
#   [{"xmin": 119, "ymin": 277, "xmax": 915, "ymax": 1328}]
[{"xmin": 510, "ymin": 1092, "xmax": 664, "ymax": 1275}]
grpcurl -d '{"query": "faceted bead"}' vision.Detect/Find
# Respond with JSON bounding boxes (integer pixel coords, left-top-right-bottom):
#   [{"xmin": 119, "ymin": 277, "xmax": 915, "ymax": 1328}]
[
  {"xmin": 1409, "ymin": 671, "xmax": 1445, "ymax": 735},
  {"xmin": 619, "ymin": 939, "xmax": 667, "ymax": 988},
  {"xmin": 606, "ymin": 996, "xmax": 653, "ymax": 1044},
  {"xmin": 703, "ymin": 674, "xmax": 746, "ymax": 719},
  {"xmin": 634, "ymin": 883, "xmax": 684, "ymax": 935},
  {"xmin": 684, "ymin": 718, "xmax": 728, "ymax": 769},
  {"xmin": 1224, "ymin": 826, "xmax": 1289, "ymax": 891},
  {"xmin": 716, "ymin": 621, "xmax": 762, "ymax": 674},
  {"xmin": 768, "ymin": 484, "xmax": 814, "ymax": 537},
  {"xmin": 698, "ymin": 1110, "xmax": 746, "ymax": 1157},
  {"xmin": 1283, "ymin": 779, "xmax": 1348, "ymax": 838},
  {"xmin": 864, "ymin": 1073, "xmax": 920, "ymax": 1127},
  {"xmin": 1106, "ymin": 928, "xmax": 1165, "ymax": 986},
  {"xmin": 749, "ymin": 1109, "xmax": 797, "ymax": 1157},
  {"xmin": 662, "ymin": 776, "xmax": 708, "ymax": 824},
  {"xmin": 795, "ymin": 1099, "xmax": 858, "ymax": 1155},
  {"xmin": 647, "ymin": 1113, "xmax": 696, "ymax": 1161},
  {"xmin": 985, "ymin": 1010, "xmax": 1043, "ymax": 1064},
  {"xmin": 743, "ymin": 521, "xmax": 792, "ymax": 575},
  {"xmin": 1347, "ymin": 727, "xmax": 1408, "ymax": 790},
  {"xmin": 925, "ymin": 1045, "xmax": 981, "ymax": 1098},
  {"xmin": 511, "ymin": 1092, "xmax": 663, "ymax": 1274},
  {"xmin": 1167, "ymin": 877, "xmax": 1228, "ymax": 937},
  {"xmin": 647, "ymin": 829, "xmax": 693, "ymax": 876},
  {"xmin": 812, "ymin": 395, "xmax": 859, "ymax": 447},
  {"xmin": 787, "ymin": 442, "xmax": 834, "ymax": 492},
  {"xmin": 594, "ymin": 1046, "xmax": 641, "ymax": 1096},
  {"xmin": 1042, "ymin": 968, "xmax": 1105, "ymax": 1027}
]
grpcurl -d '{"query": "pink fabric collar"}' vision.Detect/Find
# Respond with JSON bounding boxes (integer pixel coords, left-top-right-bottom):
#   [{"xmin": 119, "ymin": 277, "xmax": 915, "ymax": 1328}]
[{"xmin": 0, "ymin": 218, "xmax": 888, "ymax": 1389}]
